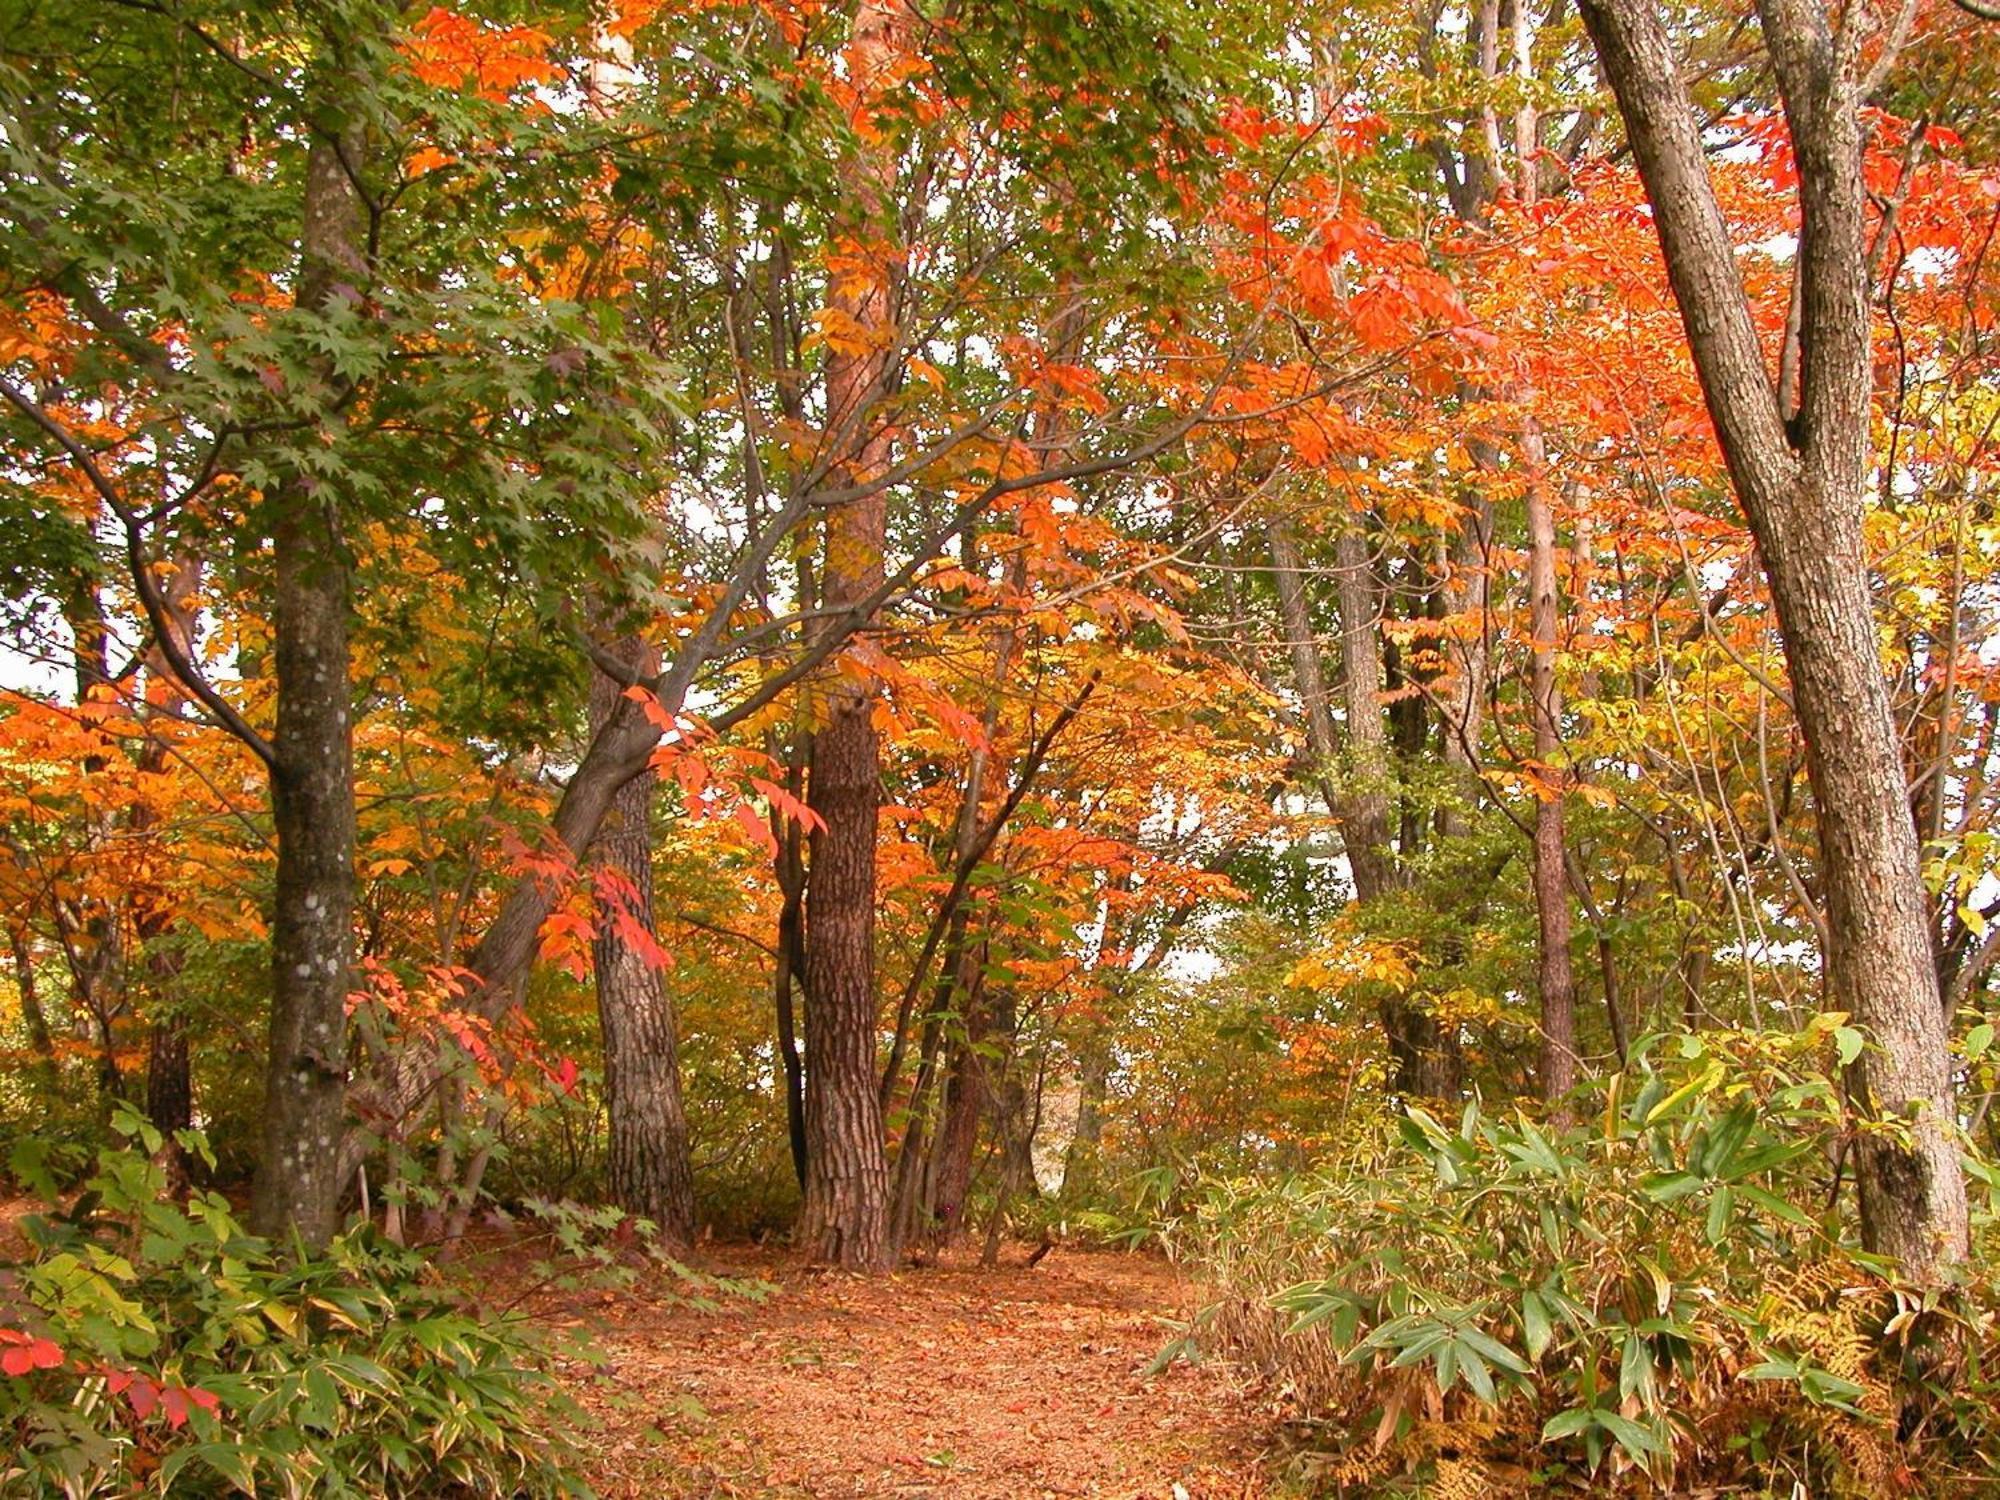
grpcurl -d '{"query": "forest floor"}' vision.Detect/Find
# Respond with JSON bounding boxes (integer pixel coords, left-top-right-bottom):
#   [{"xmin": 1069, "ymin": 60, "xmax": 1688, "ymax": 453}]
[{"xmin": 532, "ymin": 1240, "xmax": 1279, "ymax": 1499}]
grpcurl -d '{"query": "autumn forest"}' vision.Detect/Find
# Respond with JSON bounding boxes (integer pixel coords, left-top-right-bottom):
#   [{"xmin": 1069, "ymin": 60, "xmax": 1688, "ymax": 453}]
[{"xmin": 2, "ymin": 0, "xmax": 1999, "ymax": 1492}]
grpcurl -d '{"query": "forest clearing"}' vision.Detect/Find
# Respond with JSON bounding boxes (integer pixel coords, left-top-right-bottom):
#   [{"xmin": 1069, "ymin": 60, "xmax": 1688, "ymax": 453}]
[{"xmin": 4, "ymin": 0, "xmax": 2000, "ymax": 1492}]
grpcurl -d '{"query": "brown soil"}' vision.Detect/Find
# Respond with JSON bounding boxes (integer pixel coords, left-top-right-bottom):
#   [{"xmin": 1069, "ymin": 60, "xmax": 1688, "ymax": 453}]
[{"xmin": 547, "ymin": 1243, "xmax": 1275, "ymax": 1499}]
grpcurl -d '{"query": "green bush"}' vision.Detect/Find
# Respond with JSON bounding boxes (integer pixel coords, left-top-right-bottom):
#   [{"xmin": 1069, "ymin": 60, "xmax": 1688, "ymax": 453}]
[
  {"xmin": 1, "ymin": 1111, "xmax": 589, "ymax": 1497},
  {"xmin": 1172, "ymin": 1022, "xmax": 2000, "ymax": 1497}
]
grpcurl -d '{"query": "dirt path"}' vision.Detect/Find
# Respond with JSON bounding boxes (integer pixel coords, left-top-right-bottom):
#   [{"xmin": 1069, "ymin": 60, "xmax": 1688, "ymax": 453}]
[{"xmin": 557, "ymin": 1245, "xmax": 1274, "ymax": 1499}]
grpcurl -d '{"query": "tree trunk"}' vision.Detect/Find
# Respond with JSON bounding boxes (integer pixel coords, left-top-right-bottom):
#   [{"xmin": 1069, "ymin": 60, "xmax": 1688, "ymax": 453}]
[
  {"xmin": 792, "ymin": 0, "xmax": 906, "ymax": 1271},
  {"xmin": 1061, "ymin": 1041, "xmax": 1111, "ymax": 1198},
  {"xmin": 797, "ymin": 676, "xmax": 891, "ymax": 1266},
  {"xmin": 1266, "ymin": 517, "xmax": 1342, "ymax": 814},
  {"xmin": 773, "ymin": 791, "xmax": 810, "ymax": 1190},
  {"xmin": 1525, "ymin": 420, "xmax": 1577, "ymax": 1105},
  {"xmin": 8, "ymin": 926, "xmax": 56, "ymax": 1076},
  {"xmin": 588, "ymin": 640, "xmax": 695, "ymax": 1247},
  {"xmin": 250, "ymin": 117, "xmax": 365, "ymax": 1248},
  {"xmin": 1578, "ymin": 0, "xmax": 1968, "ymax": 1275}
]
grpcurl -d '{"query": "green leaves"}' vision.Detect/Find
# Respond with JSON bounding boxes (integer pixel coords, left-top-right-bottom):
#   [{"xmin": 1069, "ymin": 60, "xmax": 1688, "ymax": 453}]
[{"xmin": 2, "ymin": 1130, "xmax": 590, "ymax": 1497}]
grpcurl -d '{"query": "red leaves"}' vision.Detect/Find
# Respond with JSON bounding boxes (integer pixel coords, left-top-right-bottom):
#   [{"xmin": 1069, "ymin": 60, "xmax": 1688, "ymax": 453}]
[
  {"xmin": 0, "ymin": 1328, "xmax": 63, "ymax": 1377},
  {"xmin": 103, "ymin": 1368, "xmax": 222, "ymax": 1429},
  {"xmin": 4, "ymin": 1334, "xmax": 219, "ymax": 1433}
]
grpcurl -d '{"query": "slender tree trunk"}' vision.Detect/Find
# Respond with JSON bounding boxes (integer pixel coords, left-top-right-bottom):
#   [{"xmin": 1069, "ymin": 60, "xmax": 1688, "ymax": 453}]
[
  {"xmin": 929, "ymin": 962, "xmax": 992, "ymax": 1242},
  {"xmin": 1266, "ymin": 517, "xmax": 1342, "ymax": 814},
  {"xmin": 1437, "ymin": 487, "xmax": 1494, "ymax": 839},
  {"xmin": 1334, "ymin": 524, "xmax": 1397, "ymax": 902},
  {"xmin": 9, "ymin": 927, "xmax": 55, "ymax": 1073},
  {"xmin": 1525, "ymin": 420, "xmax": 1577, "ymax": 1104},
  {"xmin": 136, "ymin": 554, "xmax": 201, "ymax": 1170},
  {"xmin": 773, "ymin": 789, "xmax": 810, "ymax": 1190},
  {"xmin": 250, "ymin": 115, "xmax": 365, "ymax": 1248},
  {"xmin": 588, "ymin": 639, "xmax": 695, "ymax": 1246},
  {"xmin": 1579, "ymin": 0, "xmax": 1968, "ymax": 1274}
]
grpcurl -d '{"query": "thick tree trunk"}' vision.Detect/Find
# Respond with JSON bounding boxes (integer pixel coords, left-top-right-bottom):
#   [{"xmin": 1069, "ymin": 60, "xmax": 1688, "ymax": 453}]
[
  {"xmin": 588, "ymin": 640, "xmax": 695, "ymax": 1247},
  {"xmin": 250, "ymin": 120, "xmax": 364, "ymax": 1248},
  {"xmin": 792, "ymin": 0, "xmax": 906, "ymax": 1271},
  {"xmin": 797, "ymin": 680, "xmax": 891, "ymax": 1265},
  {"xmin": 1578, "ymin": 0, "xmax": 1968, "ymax": 1274}
]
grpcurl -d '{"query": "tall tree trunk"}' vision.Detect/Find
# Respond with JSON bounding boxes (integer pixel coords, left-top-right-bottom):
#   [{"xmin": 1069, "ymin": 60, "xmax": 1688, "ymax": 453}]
[
  {"xmin": 793, "ymin": 0, "xmax": 907, "ymax": 1270},
  {"xmin": 136, "ymin": 554, "xmax": 201, "ymax": 1166},
  {"xmin": 1579, "ymin": 0, "xmax": 1968, "ymax": 1275},
  {"xmin": 797, "ymin": 666, "xmax": 891, "ymax": 1265},
  {"xmin": 588, "ymin": 640, "xmax": 695, "ymax": 1246},
  {"xmin": 1436, "ymin": 487, "xmax": 1494, "ymax": 840},
  {"xmin": 1526, "ymin": 439, "xmax": 1577, "ymax": 1105},
  {"xmin": 250, "ymin": 113, "xmax": 365, "ymax": 1248}
]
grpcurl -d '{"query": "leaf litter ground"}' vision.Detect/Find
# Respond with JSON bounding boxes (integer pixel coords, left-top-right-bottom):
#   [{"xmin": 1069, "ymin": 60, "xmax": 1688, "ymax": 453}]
[{"xmin": 540, "ymin": 1243, "xmax": 1274, "ymax": 1499}]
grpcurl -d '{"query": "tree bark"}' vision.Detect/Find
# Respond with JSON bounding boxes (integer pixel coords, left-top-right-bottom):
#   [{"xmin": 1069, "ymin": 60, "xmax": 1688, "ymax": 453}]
[
  {"xmin": 773, "ymin": 779, "xmax": 810, "ymax": 1190},
  {"xmin": 588, "ymin": 639, "xmax": 695, "ymax": 1247},
  {"xmin": 1578, "ymin": 0, "xmax": 1968, "ymax": 1274},
  {"xmin": 1525, "ymin": 423, "xmax": 1577, "ymax": 1105},
  {"xmin": 8, "ymin": 926, "xmax": 56, "ymax": 1074},
  {"xmin": 250, "ymin": 113, "xmax": 365, "ymax": 1248},
  {"xmin": 1266, "ymin": 517, "xmax": 1342, "ymax": 815},
  {"xmin": 791, "ymin": 0, "xmax": 908, "ymax": 1270}
]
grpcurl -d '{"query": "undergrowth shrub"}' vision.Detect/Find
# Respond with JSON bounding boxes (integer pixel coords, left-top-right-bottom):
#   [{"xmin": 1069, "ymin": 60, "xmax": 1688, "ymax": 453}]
[
  {"xmin": 0, "ymin": 1110, "xmax": 588, "ymax": 1497},
  {"xmin": 1170, "ymin": 1021, "xmax": 2000, "ymax": 1497}
]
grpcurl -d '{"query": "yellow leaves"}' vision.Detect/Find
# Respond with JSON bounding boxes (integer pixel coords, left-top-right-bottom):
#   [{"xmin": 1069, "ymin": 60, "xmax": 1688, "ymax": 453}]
[{"xmin": 1288, "ymin": 934, "xmax": 1419, "ymax": 995}]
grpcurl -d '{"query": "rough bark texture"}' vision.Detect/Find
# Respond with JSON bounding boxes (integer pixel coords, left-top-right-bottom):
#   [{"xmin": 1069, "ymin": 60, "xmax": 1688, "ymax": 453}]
[
  {"xmin": 588, "ymin": 640, "xmax": 695, "ymax": 1247},
  {"xmin": 250, "ymin": 118, "xmax": 365, "ymax": 1248},
  {"xmin": 791, "ymin": 0, "xmax": 907, "ymax": 1270},
  {"xmin": 797, "ymin": 669, "xmax": 891, "ymax": 1266},
  {"xmin": 1578, "ymin": 0, "xmax": 1968, "ymax": 1274}
]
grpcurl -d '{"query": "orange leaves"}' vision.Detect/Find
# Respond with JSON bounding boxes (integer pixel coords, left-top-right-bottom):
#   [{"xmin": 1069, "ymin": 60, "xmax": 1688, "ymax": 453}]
[
  {"xmin": 0, "ymin": 290, "xmax": 70, "ymax": 371},
  {"xmin": 403, "ymin": 7, "xmax": 558, "ymax": 100},
  {"xmin": 810, "ymin": 304, "xmax": 897, "ymax": 359},
  {"xmin": 404, "ymin": 145, "xmax": 457, "ymax": 180}
]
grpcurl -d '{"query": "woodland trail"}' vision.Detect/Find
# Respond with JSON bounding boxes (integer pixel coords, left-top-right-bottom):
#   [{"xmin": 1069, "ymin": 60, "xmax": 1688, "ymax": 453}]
[{"xmin": 553, "ymin": 1244, "xmax": 1275, "ymax": 1499}]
